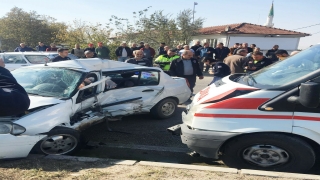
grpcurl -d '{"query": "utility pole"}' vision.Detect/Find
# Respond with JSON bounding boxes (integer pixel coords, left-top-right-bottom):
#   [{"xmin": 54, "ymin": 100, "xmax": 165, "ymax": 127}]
[{"xmin": 193, "ymin": 2, "xmax": 198, "ymax": 23}]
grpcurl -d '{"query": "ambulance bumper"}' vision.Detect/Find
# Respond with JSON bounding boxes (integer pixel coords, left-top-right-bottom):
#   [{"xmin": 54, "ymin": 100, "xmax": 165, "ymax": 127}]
[{"xmin": 180, "ymin": 123, "xmax": 240, "ymax": 159}]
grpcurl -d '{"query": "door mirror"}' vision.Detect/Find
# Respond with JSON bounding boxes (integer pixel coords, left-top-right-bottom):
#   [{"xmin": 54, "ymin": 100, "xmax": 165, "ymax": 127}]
[{"xmin": 288, "ymin": 82, "xmax": 320, "ymax": 108}]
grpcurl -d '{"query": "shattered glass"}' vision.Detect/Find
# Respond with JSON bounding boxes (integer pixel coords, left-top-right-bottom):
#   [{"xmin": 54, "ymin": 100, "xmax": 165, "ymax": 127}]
[{"xmin": 12, "ymin": 68, "xmax": 83, "ymax": 98}]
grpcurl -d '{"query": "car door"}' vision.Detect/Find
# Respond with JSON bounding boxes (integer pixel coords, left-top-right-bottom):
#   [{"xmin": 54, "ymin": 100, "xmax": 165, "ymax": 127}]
[
  {"xmin": 2, "ymin": 54, "xmax": 30, "ymax": 71},
  {"xmin": 99, "ymin": 69, "xmax": 163, "ymax": 116}
]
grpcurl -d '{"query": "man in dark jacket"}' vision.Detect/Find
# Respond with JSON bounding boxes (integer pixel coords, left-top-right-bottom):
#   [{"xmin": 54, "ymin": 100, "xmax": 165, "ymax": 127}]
[
  {"xmin": 115, "ymin": 42, "xmax": 132, "ymax": 62},
  {"xmin": 233, "ymin": 43, "xmax": 253, "ymax": 55},
  {"xmin": 14, "ymin": 43, "xmax": 35, "ymax": 52},
  {"xmin": 196, "ymin": 42, "xmax": 215, "ymax": 73},
  {"xmin": 170, "ymin": 50, "xmax": 204, "ymax": 93},
  {"xmin": 158, "ymin": 43, "xmax": 166, "ymax": 56},
  {"xmin": 51, "ymin": 48, "xmax": 71, "ymax": 62},
  {"xmin": 203, "ymin": 57, "xmax": 231, "ymax": 85},
  {"xmin": 266, "ymin": 45, "xmax": 279, "ymax": 62},
  {"xmin": 191, "ymin": 41, "xmax": 202, "ymax": 52},
  {"xmin": 243, "ymin": 51, "xmax": 272, "ymax": 73},
  {"xmin": 215, "ymin": 43, "xmax": 230, "ymax": 61},
  {"xmin": 36, "ymin": 42, "xmax": 48, "ymax": 51},
  {"xmin": 84, "ymin": 43, "xmax": 97, "ymax": 57},
  {"xmin": 0, "ymin": 58, "xmax": 30, "ymax": 116},
  {"xmin": 125, "ymin": 50, "xmax": 152, "ymax": 67}
]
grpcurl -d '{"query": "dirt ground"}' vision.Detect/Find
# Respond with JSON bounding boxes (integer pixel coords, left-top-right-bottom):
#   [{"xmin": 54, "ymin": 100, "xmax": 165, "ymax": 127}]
[{"xmin": 0, "ymin": 157, "xmax": 302, "ymax": 180}]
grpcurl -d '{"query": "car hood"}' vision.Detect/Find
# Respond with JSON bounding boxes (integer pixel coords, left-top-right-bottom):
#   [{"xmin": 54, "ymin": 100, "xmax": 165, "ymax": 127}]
[{"xmin": 28, "ymin": 95, "xmax": 64, "ymax": 109}]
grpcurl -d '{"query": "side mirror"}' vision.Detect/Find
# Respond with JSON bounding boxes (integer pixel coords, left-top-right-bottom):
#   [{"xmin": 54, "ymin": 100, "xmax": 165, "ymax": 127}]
[{"xmin": 288, "ymin": 82, "xmax": 320, "ymax": 108}]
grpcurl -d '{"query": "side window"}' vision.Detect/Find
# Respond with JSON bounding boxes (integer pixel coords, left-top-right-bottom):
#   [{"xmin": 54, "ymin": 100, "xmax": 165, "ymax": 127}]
[
  {"xmin": 139, "ymin": 71, "xmax": 159, "ymax": 86},
  {"xmin": 3, "ymin": 55, "xmax": 27, "ymax": 64},
  {"xmin": 103, "ymin": 71, "xmax": 140, "ymax": 90},
  {"xmin": 25, "ymin": 55, "xmax": 49, "ymax": 64}
]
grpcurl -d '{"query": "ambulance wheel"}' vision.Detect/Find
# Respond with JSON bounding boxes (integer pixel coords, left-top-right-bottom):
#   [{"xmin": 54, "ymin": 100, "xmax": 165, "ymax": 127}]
[
  {"xmin": 151, "ymin": 98, "xmax": 177, "ymax": 119},
  {"xmin": 33, "ymin": 127, "xmax": 83, "ymax": 155},
  {"xmin": 221, "ymin": 133, "xmax": 315, "ymax": 173}
]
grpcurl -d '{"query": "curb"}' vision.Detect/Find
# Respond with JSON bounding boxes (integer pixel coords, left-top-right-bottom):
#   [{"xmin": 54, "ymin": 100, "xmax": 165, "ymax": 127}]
[{"xmin": 32, "ymin": 155, "xmax": 320, "ymax": 180}]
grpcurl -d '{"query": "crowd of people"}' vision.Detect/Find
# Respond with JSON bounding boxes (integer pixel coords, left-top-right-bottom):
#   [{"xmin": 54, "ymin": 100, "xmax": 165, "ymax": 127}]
[{"xmin": 11, "ymin": 40, "xmax": 297, "ymax": 95}]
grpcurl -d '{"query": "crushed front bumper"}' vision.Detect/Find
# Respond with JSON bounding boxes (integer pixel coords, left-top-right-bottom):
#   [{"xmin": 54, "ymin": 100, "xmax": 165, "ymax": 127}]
[{"xmin": 168, "ymin": 123, "xmax": 240, "ymax": 159}]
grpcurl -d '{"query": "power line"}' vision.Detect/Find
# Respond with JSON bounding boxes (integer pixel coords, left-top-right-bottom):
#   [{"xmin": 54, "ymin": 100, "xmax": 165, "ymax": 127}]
[{"xmin": 292, "ymin": 23, "xmax": 320, "ymax": 30}]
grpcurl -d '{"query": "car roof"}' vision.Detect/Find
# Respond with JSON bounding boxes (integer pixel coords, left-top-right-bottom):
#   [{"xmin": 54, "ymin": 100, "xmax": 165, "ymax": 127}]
[
  {"xmin": 19, "ymin": 58, "xmax": 161, "ymax": 72},
  {"xmin": 0, "ymin": 52, "xmax": 60, "ymax": 55}
]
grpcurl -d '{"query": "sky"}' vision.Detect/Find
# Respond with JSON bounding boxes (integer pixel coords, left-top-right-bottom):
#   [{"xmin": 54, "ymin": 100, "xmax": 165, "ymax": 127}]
[{"xmin": 0, "ymin": 0, "xmax": 319, "ymax": 49}]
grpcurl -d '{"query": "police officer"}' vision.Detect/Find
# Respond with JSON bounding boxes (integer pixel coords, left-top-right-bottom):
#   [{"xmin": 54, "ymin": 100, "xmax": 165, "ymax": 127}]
[
  {"xmin": 0, "ymin": 58, "xmax": 30, "ymax": 116},
  {"xmin": 51, "ymin": 48, "xmax": 71, "ymax": 62},
  {"xmin": 154, "ymin": 49, "xmax": 180, "ymax": 75}
]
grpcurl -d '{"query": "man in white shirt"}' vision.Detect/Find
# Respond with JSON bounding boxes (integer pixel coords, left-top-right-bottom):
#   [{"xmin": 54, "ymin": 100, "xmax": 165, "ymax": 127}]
[{"xmin": 115, "ymin": 42, "xmax": 132, "ymax": 62}]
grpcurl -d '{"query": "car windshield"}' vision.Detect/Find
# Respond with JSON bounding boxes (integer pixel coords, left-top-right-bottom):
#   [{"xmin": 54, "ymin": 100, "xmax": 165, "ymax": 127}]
[
  {"xmin": 12, "ymin": 67, "xmax": 83, "ymax": 98},
  {"xmin": 242, "ymin": 44, "xmax": 320, "ymax": 88}
]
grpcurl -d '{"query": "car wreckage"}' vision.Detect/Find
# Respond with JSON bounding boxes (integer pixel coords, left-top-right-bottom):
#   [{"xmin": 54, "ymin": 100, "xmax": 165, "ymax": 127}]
[{"xmin": 0, "ymin": 59, "xmax": 191, "ymax": 159}]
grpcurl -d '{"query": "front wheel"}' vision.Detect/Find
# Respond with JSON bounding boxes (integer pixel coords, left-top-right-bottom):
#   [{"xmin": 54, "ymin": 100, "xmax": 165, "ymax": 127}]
[
  {"xmin": 33, "ymin": 127, "xmax": 83, "ymax": 155},
  {"xmin": 150, "ymin": 98, "xmax": 177, "ymax": 119},
  {"xmin": 220, "ymin": 133, "xmax": 315, "ymax": 173}
]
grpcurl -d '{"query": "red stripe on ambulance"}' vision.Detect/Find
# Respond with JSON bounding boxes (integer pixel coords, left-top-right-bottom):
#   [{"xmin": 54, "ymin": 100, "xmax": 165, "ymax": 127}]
[{"xmin": 205, "ymin": 98, "xmax": 269, "ymax": 109}]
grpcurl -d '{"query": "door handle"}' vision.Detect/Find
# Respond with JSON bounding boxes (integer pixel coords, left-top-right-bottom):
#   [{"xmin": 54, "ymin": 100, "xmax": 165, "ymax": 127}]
[{"xmin": 142, "ymin": 89, "xmax": 154, "ymax": 92}]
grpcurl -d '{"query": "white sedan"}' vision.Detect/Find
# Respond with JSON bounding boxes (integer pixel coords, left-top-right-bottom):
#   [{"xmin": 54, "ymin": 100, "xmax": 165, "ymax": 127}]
[{"xmin": 0, "ymin": 59, "xmax": 190, "ymax": 159}]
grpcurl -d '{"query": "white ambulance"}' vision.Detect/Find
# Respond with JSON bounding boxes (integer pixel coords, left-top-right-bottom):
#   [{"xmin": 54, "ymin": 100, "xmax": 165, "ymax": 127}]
[{"xmin": 168, "ymin": 44, "xmax": 320, "ymax": 173}]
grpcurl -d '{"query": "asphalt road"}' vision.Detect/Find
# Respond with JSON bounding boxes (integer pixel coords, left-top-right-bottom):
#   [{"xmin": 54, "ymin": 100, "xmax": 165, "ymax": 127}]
[{"xmin": 77, "ymin": 74, "xmax": 320, "ymax": 174}]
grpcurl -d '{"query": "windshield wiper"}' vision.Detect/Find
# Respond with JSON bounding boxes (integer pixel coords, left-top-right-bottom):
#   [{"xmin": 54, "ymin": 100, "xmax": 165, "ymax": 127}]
[{"xmin": 246, "ymin": 73, "xmax": 257, "ymax": 85}]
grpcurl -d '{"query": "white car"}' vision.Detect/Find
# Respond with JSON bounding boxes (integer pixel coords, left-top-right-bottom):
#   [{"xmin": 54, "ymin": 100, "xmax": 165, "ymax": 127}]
[
  {"xmin": 0, "ymin": 59, "xmax": 190, "ymax": 159},
  {"xmin": 0, "ymin": 52, "xmax": 78, "ymax": 71}
]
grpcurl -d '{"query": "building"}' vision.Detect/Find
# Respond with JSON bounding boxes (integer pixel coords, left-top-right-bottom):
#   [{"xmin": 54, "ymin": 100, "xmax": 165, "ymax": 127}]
[{"xmin": 191, "ymin": 22, "xmax": 310, "ymax": 54}]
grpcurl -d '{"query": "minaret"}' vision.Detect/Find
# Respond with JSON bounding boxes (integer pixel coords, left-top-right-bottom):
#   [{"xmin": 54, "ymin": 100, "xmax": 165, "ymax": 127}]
[{"xmin": 264, "ymin": 2, "xmax": 274, "ymax": 27}]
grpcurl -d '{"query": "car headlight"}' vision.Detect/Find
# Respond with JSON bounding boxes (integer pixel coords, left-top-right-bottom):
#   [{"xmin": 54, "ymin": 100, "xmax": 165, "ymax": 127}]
[{"xmin": 0, "ymin": 122, "xmax": 26, "ymax": 135}]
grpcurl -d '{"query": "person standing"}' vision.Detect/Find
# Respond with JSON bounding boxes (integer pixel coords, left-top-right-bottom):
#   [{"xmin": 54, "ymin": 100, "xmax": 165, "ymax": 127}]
[
  {"xmin": 14, "ymin": 43, "xmax": 35, "ymax": 52},
  {"xmin": 155, "ymin": 49, "xmax": 180, "ymax": 74},
  {"xmin": 196, "ymin": 42, "xmax": 215, "ymax": 73},
  {"xmin": 125, "ymin": 50, "xmax": 152, "ymax": 67},
  {"xmin": 50, "ymin": 48, "xmax": 71, "ymax": 62},
  {"xmin": 140, "ymin": 43, "xmax": 155, "ymax": 63},
  {"xmin": 215, "ymin": 43, "xmax": 230, "ymax": 61},
  {"xmin": 36, "ymin": 42, "xmax": 48, "ymax": 51},
  {"xmin": 202, "ymin": 57, "xmax": 231, "ymax": 85},
  {"xmin": 138, "ymin": 41, "xmax": 145, "ymax": 49},
  {"xmin": 233, "ymin": 43, "xmax": 252, "ymax": 55},
  {"xmin": 71, "ymin": 44, "xmax": 85, "ymax": 58},
  {"xmin": 0, "ymin": 58, "xmax": 30, "ymax": 116},
  {"xmin": 158, "ymin": 43, "xmax": 166, "ymax": 56},
  {"xmin": 275, "ymin": 49, "xmax": 289, "ymax": 61},
  {"xmin": 46, "ymin": 43, "xmax": 58, "ymax": 52},
  {"xmin": 115, "ymin": 42, "xmax": 132, "ymax": 62},
  {"xmin": 169, "ymin": 50, "xmax": 203, "ymax": 93},
  {"xmin": 179, "ymin": 45, "xmax": 195, "ymax": 56},
  {"xmin": 95, "ymin": 42, "xmax": 110, "ymax": 59},
  {"xmin": 130, "ymin": 43, "xmax": 140, "ymax": 58},
  {"xmin": 266, "ymin": 45, "xmax": 279, "ymax": 62},
  {"xmin": 84, "ymin": 43, "xmax": 97, "ymax": 57},
  {"xmin": 229, "ymin": 43, "xmax": 239, "ymax": 56},
  {"xmin": 191, "ymin": 41, "xmax": 202, "ymax": 52},
  {"xmin": 81, "ymin": 51, "xmax": 95, "ymax": 59},
  {"xmin": 243, "ymin": 51, "xmax": 272, "ymax": 73},
  {"xmin": 224, "ymin": 49, "xmax": 248, "ymax": 74}
]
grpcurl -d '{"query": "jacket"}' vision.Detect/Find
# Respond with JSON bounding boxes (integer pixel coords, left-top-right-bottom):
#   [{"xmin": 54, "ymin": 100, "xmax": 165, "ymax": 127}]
[
  {"xmin": 125, "ymin": 58, "xmax": 152, "ymax": 67},
  {"xmin": 0, "ymin": 67, "xmax": 30, "ymax": 116},
  {"xmin": 215, "ymin": 47, "xmax": 230, "ymax": 61},
  {"xmin": 242, "ymin": 57, "xmax": 273, "ymax": 73},
  {"xmin": 140, "ymin": 47, "xmax": 156, "ymax": 58},
  {"xmin": 169, "ymin": 58, "xmax": 203, "ymax": 77},
  {"xmin": 223, "ymin": 55, "xmax": 247, "ymax": 74},
  {"xmin": 191, "ymin": 45, "xmax": 202, "ymax": 52},
  {"xmin": 36, "ymin": 45, "xmax": 48, "ymax": 51},
  {"xmin": 232, "ymin": 47, "xmax": 253, "ymax": 55},
  {"xmin": 213, "ymin": 62, "xmax": 231, "ymax": 77},
  {"xmin": 14, "ymin": 46, "xmax": 35, "ymax": 52},
  {"xmin": 115, "ymin": 46, "xmax": 132, "ymax": 57},
  {"xmin": 265, "ymin": 49, "xmax": 278, "ymax": 61},
  {"xmin": 155, "ymin": 54, "xmax": 180, "ymax": 71},
  {"xmin": 196, "ymin": 47, "xmax": 215, "ymax": 58},
  {"xmin": 96, "ymin": 46, "xmax": 110, "ymax": 59},
  {"xmin": 71, "ymin": 48, "xmax": 85, "ymax": 58},
  {"xmin": 158, "ymin": 47, "xmax": 166, "ymax": 55}
]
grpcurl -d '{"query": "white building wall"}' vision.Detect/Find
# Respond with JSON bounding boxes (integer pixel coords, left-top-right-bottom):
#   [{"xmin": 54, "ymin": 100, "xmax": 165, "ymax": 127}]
[
  {"xmin": 191, "ymin": 35, "xmax": 227, "ymax": 47},
  {"xmin": 228, "ymin": 36, "xmax": 300, "ymax": 52}
]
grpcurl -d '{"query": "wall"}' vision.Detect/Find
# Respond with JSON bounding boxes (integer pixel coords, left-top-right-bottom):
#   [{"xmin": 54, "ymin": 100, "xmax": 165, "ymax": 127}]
[
  {"xmin": 191, "ymin": 35, "xmax": 227, "ymax": 47},
  {"xmin": 228, "ymin": 36, "xmax": 300, "ymax": 51}
]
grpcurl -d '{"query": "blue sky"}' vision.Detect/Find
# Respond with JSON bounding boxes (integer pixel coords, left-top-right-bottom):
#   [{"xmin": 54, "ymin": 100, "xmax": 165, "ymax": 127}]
[{"xmin": 0, "ymin": 0, "xmax": 319, "ymax": 49}]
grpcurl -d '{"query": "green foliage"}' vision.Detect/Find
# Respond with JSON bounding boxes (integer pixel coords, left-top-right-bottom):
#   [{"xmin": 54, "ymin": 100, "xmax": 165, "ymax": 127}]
[{"xmin": 0, "ymin": 7, "xmax": 66, "ymax": 51}]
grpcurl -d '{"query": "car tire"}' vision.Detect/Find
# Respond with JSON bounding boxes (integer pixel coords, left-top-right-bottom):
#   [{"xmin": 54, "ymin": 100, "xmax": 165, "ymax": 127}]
[
  {"xmin": 220, "ymin": 133, "xmax": 315, "ymax": 173},
  {"xmin": 32, "ymin": 127, "xmax": 83, "ymax": 156},
  {"xmin": 151, "ymin": 98, "xmax": 177, "ymax": 119}
]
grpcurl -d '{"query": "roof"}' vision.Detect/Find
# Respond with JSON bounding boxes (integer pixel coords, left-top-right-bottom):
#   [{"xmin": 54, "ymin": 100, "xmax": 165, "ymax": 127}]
[
  {"xmin": 22, "ymin": 58, "xmax": 160, "ymax": 72},
  {"xmin": 198, "ymin": 23, "xmax": 310, "ymax": 36}
]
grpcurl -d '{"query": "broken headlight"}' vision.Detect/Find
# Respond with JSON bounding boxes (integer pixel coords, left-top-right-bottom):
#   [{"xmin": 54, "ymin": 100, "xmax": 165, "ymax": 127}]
[{"xmin": 0, "ymin": 122, "xmax": 26, "ymax": 135}]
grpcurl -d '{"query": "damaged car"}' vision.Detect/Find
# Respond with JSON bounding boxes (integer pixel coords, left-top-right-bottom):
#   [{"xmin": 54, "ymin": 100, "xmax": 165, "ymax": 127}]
[{"xmin": 0, "ymin": 59, "xmax": 191, "ymax": 159}]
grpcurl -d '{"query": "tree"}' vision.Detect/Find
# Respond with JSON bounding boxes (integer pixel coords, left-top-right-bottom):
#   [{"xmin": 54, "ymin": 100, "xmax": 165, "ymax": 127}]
[{"xmin": 0, "ymin": 7, "xmax": 66, "ymax": 51}]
